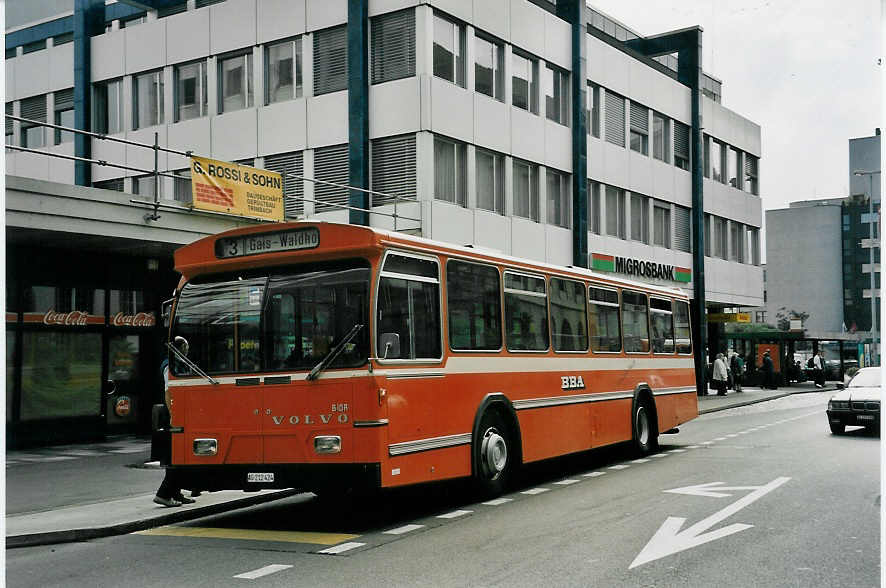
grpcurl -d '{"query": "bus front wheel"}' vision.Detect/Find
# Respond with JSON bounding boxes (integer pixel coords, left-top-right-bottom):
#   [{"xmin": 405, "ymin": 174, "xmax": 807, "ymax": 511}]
[
  {"xmin": 632, "ymin": 398, "xmax": 658, "ymax": 455},
  {"xmin": 474, "ymin": 411, "xmax": 513, "ymax": 498}
]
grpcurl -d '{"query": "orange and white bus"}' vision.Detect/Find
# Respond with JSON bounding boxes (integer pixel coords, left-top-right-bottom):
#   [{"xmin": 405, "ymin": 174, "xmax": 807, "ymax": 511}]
[{"xmin": 165, "ymin": 221, "xmax": 697, "ymax": 497}]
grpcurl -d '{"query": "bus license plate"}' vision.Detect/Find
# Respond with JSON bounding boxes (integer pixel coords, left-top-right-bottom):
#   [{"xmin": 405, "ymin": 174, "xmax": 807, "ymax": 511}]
[
  {"xmin": 247, "ymin": 472, "xmax": 274, "ymax": 483},
  {"xmin": 857, "ymin": 415, "xmax": 875, "ymax": 421}
]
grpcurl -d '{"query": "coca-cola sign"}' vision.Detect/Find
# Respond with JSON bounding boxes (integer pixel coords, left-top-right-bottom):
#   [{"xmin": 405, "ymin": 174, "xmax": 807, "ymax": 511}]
[
  {"xmin": 111, "ymin": 312, "xmax": 156, "ymax": 328},
  {"xmin": 43, "ymin": 309, "xmax": 90, "ymax": 326}
]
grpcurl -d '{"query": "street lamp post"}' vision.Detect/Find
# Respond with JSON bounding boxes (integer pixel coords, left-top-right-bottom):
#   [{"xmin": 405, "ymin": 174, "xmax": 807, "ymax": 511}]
[{"xmin": 854, "ymin": 169, "xmax": 880, "ymax": 366}]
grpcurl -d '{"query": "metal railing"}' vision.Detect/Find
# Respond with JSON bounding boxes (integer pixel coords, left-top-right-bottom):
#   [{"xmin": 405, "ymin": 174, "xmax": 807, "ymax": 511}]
[{"xmin": 6, "ymin": 114, "xmax": 421, "ymax": 230}]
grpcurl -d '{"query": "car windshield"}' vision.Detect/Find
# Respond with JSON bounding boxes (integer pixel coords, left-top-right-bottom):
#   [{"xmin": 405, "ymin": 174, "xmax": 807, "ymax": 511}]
[
  {"xmin": 171, "ymin": 260, "xmax": 370, "ymax": 375},
  {"xmin": 848, "ymin": 368, "xmax": 881, "ymax": 388}
]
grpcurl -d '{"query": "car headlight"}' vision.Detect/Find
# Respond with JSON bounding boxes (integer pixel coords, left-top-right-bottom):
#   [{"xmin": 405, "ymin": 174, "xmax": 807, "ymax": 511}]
[{"xmin": 829, "ymin": 400, "xmax": 849, "ymax": 410}]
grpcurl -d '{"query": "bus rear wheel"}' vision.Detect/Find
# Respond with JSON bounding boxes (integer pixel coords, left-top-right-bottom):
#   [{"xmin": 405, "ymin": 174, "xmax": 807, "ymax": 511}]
[
  {"xmin": 632, "ymin": 398, "xmax": 658, "ymax": 455},
  {"xmin": 474, "ymin": 411, "xmax": 513, "ymax": 498}
]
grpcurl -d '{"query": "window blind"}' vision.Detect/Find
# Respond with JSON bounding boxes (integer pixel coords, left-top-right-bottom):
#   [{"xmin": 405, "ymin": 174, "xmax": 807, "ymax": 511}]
[
  {"xmin": 54, "ymin": 88, "xmax": 74, "ymax": 111},
  {"xmin": 263, "ymin": 151, "xmax": 305, "ymax": 218},
  {"xmin": 314, "ymin": 26, "xmax": 348, "ymax": 95},
  {"xmin": 630, "ymin": 102, "xmax": 648, "ymax": 132},
  {"xmin": 313, "ymin": 144, "xmax": 349, "ymax": 213},
  {"xmin": 604, "ymin": 91, "xmax": 625, "ymax": 147},
  {"xmin": 20, "ymin": 96, "xmax": 46, "ymax": 122},
  {"xmin": 371, "ymin": 9, "xmax": 415, "ymax": 85},
  {"xmin": 371, "ymin": 134, "xmax": 416, "ymax": 206},
  {"xmin": 674, "ymin": 205, "xmax": 691, "ymax": 252}
]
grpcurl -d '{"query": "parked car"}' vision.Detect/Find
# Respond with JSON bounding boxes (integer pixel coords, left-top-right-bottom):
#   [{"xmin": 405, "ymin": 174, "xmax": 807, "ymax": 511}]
[{"xmin": 826, "ymin": 367, "xmax": 881, "ymax": 435}]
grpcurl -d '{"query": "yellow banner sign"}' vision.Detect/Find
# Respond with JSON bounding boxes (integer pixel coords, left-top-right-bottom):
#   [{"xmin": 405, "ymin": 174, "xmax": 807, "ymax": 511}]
[
  {"xmin": 190, "ymin": 156, "xmax": 284, "ymax": 221},
  {"xmin": 708, "ymin": 312, "xmax": 751, "ymax": 323}
]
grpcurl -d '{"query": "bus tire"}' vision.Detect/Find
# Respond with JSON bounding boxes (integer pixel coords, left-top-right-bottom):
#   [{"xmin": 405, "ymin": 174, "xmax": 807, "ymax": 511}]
[
  {"xmin": 474, "ymin": 410, "xmax": 514, "ymax": 498},
  {"xmin": 632, "ymin": 397, "xmax": 658, "ymax": 455}
]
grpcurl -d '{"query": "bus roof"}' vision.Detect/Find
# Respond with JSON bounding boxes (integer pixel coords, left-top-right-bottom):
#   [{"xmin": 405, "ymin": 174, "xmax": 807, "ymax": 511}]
[{"xmin": 175, "ymin": 221, "xmax": 691, "ymax": 300}]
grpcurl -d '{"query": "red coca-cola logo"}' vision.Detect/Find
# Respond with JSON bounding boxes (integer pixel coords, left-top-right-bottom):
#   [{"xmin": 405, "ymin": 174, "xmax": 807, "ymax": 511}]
[
  {"xmin": 43, "ymin": 309, "xmax": 89, "ymax": 326},
  {"xmin": 112, "ymin": 312, "xmax": 156, "ymax": 327}
]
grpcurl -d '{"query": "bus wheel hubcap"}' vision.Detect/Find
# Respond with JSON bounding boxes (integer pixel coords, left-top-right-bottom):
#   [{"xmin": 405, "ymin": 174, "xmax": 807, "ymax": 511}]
[
  {"xmin": 481, "ymin": 429, "xmax": 507, "ymax": 477},
  {"xmin": 636, "ymin": 407, "xmax": 649, "ymax": 445}
]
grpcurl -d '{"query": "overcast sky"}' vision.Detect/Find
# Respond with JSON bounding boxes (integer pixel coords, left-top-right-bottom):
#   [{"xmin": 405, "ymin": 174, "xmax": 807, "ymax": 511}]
[{"xmin": 590, "ymin": 0, "xmax": 882, "ymax": 211}]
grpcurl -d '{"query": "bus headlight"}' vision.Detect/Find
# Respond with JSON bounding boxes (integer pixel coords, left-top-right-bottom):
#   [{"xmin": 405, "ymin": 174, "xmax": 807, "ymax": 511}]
[
  {"xmin": 314, "ymin": 435, "xmax": 341, "ymax": 454},
  {"xmin": 193, "ymin": 438, "xmax": 218, "ymax": 456}
]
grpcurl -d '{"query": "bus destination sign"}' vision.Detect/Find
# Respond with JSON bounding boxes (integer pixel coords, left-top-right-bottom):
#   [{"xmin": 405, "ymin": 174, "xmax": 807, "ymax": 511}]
[{"xmin": 215, "ymin": 227, "xmax": 320, "ymax": 259}]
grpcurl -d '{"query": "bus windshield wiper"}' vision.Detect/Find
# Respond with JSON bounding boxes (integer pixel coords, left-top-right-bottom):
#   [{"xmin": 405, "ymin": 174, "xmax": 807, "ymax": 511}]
[
  {"xmin": 167, "ymin": 339, "xmax": 219, "ymax": 385},
  {"xmin": 307, "ymin": 324, "xmax": 364, "ymax": 381}
]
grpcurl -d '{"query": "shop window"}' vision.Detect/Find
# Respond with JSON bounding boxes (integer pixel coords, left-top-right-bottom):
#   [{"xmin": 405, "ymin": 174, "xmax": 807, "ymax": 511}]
[
  {"xmin": 20, "ymin": 332, "xmax": 102, "ymax": 420},
  {"xmin": 23, "ymin": 285, "xmax": 105, "ymax": 323}
]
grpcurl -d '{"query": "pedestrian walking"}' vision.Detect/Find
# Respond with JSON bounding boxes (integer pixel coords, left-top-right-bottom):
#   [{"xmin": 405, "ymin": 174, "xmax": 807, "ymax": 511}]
[
  {"xmin": 153, "ymin": 354, "xmax": 197, "ymax": 507},
  {"xmin": 761, "ymin": 350, "xmax": 776, "ymax": 390},
  {"xmin": 730, "ymin": 351, "xmax": 744, "ymax": 393},
  {"xmin": 726, "ymin": 349, "xmax": 735, "ymax": 390},
  {"xmin": 812, "ymin": 351, "xmax": 825, "ymax": 388},
  {"xmin": 712, "ymin": 353, "xmax": 729, "ymax": 396}
]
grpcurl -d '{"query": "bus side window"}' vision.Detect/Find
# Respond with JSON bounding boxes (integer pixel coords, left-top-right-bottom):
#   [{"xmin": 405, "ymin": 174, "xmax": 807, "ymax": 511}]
[
  {"xmin": 446, "ymin": 260, "xmax": 502, "ymax": 351},
  {"xmin": 588, "ymin": 287, "xmax": 621, "ymax": 352},
  {"xmin": 673, "ymin": 300, "xmax": 692, "ymax": 354},
  {"xmin": 622, "ymin": 290, "xmax": 650, "ymax": 353},
  {"xmin": 504, "ymin": 272, "xmax": 549, "ymax": 352},
  {"xmin": 377, "ymin": 254, "xmax": 442, "ymax": 360},
  {"xmin": 550, "ymin": 277, "xmax": 588, "ymax": 352},
  {"xmin": 650, "ymin": 297, "xmax": 674, "ymax": 354}
]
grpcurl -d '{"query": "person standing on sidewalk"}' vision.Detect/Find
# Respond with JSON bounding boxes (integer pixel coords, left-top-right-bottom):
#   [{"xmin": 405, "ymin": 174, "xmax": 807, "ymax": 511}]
[
  {"xmin": 730, "ymin": 351, "xmax": 744, "ymax": 393},
  {"xmin": 712, "ymin": 353, "xmax": 729, "ymax": 396},
  {"xmin": 812, "ymin": 351, "xmax": 825, "ymax": 388},
  {"xmin": 154, "ymin": 355, "xmax": 196, "ymax": 507},
  {"xmin": 761, "ymin": 350, "xmax": 776, "ymax": 390}
]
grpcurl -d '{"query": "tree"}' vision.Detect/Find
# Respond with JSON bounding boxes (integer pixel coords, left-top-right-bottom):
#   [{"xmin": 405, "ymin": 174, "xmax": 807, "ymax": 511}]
[{"xmin": 775, "ymin": 307, "xmax": 810, "ymax": 331}]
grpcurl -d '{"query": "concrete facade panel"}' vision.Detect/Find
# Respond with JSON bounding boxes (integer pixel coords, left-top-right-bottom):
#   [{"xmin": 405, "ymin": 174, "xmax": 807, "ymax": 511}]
[
  {"xmin": 474, "ymin": 0, "xmax": 509, "ymax": 43},
  {"xmin": 210, "ymin": 0, "xmax": 257, "ymax": 55},
  {"xmin": 306, "ymin": 0, "xmax": 348, "ymax": 32},
  {"xmin": 543, "ymin": 13, "xmax": 570, "ymax": 70},
  {"xmin": 259, "ymin": 99, "xmax": 307, "ymax": 154},
  {"xmin": 428, "ymin": 200, "xmax": 474, "ymax": 244},
  {"xmin": 431, "ymin": 78, "xmax": 473, "ymax": 143},
  {"xmin": 168, "ymin": 116, "xmax": 212, "ymax": 168},
  {"xmin": 211, "ymin": 108, "xmax": 258, "ymax": 160},
  {"xmin": 258, "ymin": 0, "xmax": 306, "ymax": 43},
  {"xmin": 509, "ymin": 0, "xmax": 545, "ymax": 57},
  {"xmin": 544, "ymin": 224, "xmax": 572, "ymax": 266},
  {"xmin": 474, "ymin": 94, "xmax": 510, "ymax": 153},
  {"xmin": 166, "ymin": 8, "xmax": 211, "ymax": 65},
  {"xmin": 91, "ymin": 32, "xmax": 125, "ymax": 82},
  {"xmin": 370, "ymin": 77, "xmax": 421, "ymax": 139},
  {"xmin": 511, "ymin": 107, "xmax": 545, "ymax": 163},
  {"xmin": 474, "ymin": 210, "xmax": 511, "ymax": 252},
  {"xmin": 509, "ymin": 216, "xmax": 546, "ymax": 262},
  {"xmin": 544, "ymin": 120, "xmax": 571, "ymax": 173},
  {"xmin": 47, "ymin": 43, "xmax": 75, "ymax": 93},
  {"xmin": 306, "ymin": 92, "xmax": 349, "ymax": 148},
  {"xmin": 430, "ymin": 0, "xmax": 472, "ymax": 24},
  {"xmin": 14, "ymin": 48, "xmax": 51, "ymax": 99},
  {"xmin": 124, "ymin": 20, "xmax": 166, "ymax": 75}
]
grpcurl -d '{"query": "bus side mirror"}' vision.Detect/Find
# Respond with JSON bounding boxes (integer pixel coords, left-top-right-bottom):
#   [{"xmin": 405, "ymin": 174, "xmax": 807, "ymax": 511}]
[{"xmin": 379, "ymin": 333, "xmax": 400, "ymax": 359}]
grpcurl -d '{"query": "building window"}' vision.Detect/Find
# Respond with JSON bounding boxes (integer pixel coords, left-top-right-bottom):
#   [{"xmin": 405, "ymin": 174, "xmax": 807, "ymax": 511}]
[
  {"xmin": 265, "ymin": 38, "xmax": 302, "ymax": 104},
  {"xmin": 120, "ymin": 14, "xmax": 147, "ymax": 28},
  {"xmin": 475, "ymin": 34, "xmax": 504, "ymax": 101},
  {"xmin": 604, "ymin": 91, "xmax": 625, "ymax": 147},
  {"xmin": 313, "ymin": 25, "xmax": 348, "ymax": 95},
  {"xmin": 653, "ymin": 201, "xmax": 670, "ymax": 248},
  {"xmin": 174, "ymin": 60, "xmax": 208, "ymax": 122},
  {"xmin": 371, "ymin": 134, "xmax": 417, "ymax": 206},
  {"xmin": 713, "ymin": 216, "xmax": 727, "ymax": 259},
  {"xmin": 745, "ymin": 154, "xmax": 759, "ymax": 195},
  {"xmin": 546, "ymin": 169, "xmax": 570, "ymax": 228},
  {"xmin": 710, "ymin": 139, "xmax": 725, "ymax": 183},
  {"xmin": 263, "ymin": 151, "xmax": 304, "ymax": 217},
  {"xmin": 630, "ymin": 193, "xmax": 649, "ymax": 244},
  {"xmin": 219, "ymin": 51, "xmax": 253, "ymax": 113},
  {"xmin": 606, "ymin": 185, "xmax": 626, "ymax": 239},
  {"xmin": 22, "ymin": 39, "xmax": 46, "ymax": 55},
  {"xmin": 434, "ymin": 136, "xmax": 466, "ymax": 207},
  {"xmin": 371, "ymin": 9, "xmax": 415, "ymax": 85},
  {"xmin": 587, "ymin": 82, "xmax": 600, "ymax": 137},
  {"xmin": 544, "ymin": 65, "xmax": 569, "ymax": 125},
  {"xmin": 728, "ymin": 147, "xmax": 741, "ymax": 188},
  {"xmin": 19, "ymin": 95, "xmax": 46, "ymax": 148},
  {"xmin": 157, "ymin": 4, "xmax": 187, "ymax": 18},
  {"xmin": 133, "ymin": 70, "xmax": 164, "ymax": 129},
  {"xmin": 730, "ymin": 221, "xmax": 744, "ymax": 262},
  {"xmin": 513, "ymin": 158, "xmax": 539, "ymax": 222},
  {"xmin": 93, "ymin": 178, "xmax": 124, "ymax": 191},
  {"xmin": 53, "ymin": 88, "xmax": 75, "ymax": 144},
  {"xmin": 313, "ymin": 144, "xmax": 349, "ymax": 213},
  {"xmin": 94, "ymin": 79, "xmax": 123, "ymax": 134},
  {"xmin": 433, "ymin": 13, "xmax": 465, "ymax": 87},
  {"xmin": 133, "ymin": 174, "xmax": 163, "ymax": 197},
  {"xmin": 652, "ymin": 111, "xmax": 669, "ymax": 162},
  {"xmin": 746, "ymin": 226, "xmax": 760, "ymax": 265},
  {"xmin": 629, "ymin": 102, "xmax": 648, "ymax": 155},
  {"xmin": 755, "ymin": 311, "xmax": 766, "ymax": 323},
  {"xmin": 588, "ymin": 180, "xmax": 601, "ymax": 234},
  {"xmin": 674, "ymin": 121, "xmax": 690, "ymax": 171},
  {"xmin": 53, "ymin": 32, "xmax": 74, "ymax": 45},
  {"xmin": 5, "ymin": 102, "xmax": 13, "ymax": 145},
  {"xmin": 674, "ymin": 205, "xmax": 691, "ymax": 252},
  {"xmin": 476, "ymin": 148, "xmax": 505, "ymax": 214},
  {"xmin": 511, "ymin": 51, "xmax": 538, "ymax": 113},
  {"xmin": 6, "ymin": 47, "xmax": 16, "ymax": 59},
  {"xmin": 173, "ymin": 169, "xmax": 192, "ymax": 203}
]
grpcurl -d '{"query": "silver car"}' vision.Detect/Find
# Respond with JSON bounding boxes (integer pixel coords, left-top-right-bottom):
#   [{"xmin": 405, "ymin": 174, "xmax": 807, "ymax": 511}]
[{"xmin": 826, "ymin": 367, "xmax": 881, "ymax": 435}]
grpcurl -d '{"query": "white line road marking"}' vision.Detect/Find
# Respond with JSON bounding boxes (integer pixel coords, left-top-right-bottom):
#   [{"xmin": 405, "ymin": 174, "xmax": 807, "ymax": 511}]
[
  {"xmin": 667, "ymin": 449, "xmax": 686, "ymax": 453},
  {"xmin": 631, "ymin": 477, "xmax": 791, "ymax": 569},
  {"xmin": 715, "ymin": 437, "xmax": 728, "ymax": 441},
  {"xmin": 59, "ymin": 450, "xmax": 104, "ymax": 457},
  {"xmin": 233, "ymin": 564, "xmax": 293, "ymax": 579},
  {"xmin": 609, "ymin": 465, "xmax": 630, "ymax": 470},
  {"xmin": 700, "ymin": 441, "xmax": 714, "ymax": 445},
  {"xmin": 726, "ymin": 434, "xmax": 739, "ymax": 438},
  {"xmin": 583, "ymin": 471, "xmax": 606, "ymax": 477},
  {"xmin": 437, "ymin": 510, "xmax": 472, "ymax": 519},
  {"xmin": 482, "ymin": 498, "xmax": 512, "ymax": 506},
  {"xmin": 554, "ymin": 479, "xmax": 581, "ymax": 485},
  {"xmin": 384, "ymin": 524, "xmax": 424, "ymax": 535},
  {"xmin": 685, "ymin": 445, "xmax": 701, "ymax": 449},
  {"xmin": 631, "ymin": 459, "xmax": 651, "ymax": 464},
  {"xmin": 318, "ymin": 542, "xmax": 366, "ymax": 555},
  {"xmin": 521, "ymin": 488, "xmax": 550, "ymax": 495},
  {"xmin": 109, "ymin": 448, "xmax": 147, "ymax": 454},
  {"xmin": 650, "ymin": 453, "xmax": 669, "ymax": 457}
]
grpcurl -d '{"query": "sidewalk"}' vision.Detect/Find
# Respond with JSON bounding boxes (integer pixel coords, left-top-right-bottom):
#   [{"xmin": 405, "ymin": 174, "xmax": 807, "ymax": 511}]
[{"xmin": 5, "ymin": 382, "xmax": 833, "ymax": 549}]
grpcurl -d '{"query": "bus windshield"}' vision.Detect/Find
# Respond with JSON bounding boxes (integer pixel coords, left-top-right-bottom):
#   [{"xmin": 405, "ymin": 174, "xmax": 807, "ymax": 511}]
[{"xmin": 171, "ymin": 260, "xmax": 370, "ymax": 376}]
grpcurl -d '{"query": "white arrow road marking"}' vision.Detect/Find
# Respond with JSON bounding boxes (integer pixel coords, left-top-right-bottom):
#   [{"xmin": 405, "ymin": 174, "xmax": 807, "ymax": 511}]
[
  {"xmin": 664, "ymin": 481, "xmax": 777, "ymax": 499},
  {"xmin": 630, "ymin": 477, "xmax": 790, "ymax": 569}
]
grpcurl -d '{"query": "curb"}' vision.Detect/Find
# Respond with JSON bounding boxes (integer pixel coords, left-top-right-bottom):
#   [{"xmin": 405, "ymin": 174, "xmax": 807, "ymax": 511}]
[
  {"xmin": 698, "ymin": 386, "xmax": 835, "ymax": 415},
  {"xmin": 6, "ymin": 488, "xmax": 302, "ymax": 549}
]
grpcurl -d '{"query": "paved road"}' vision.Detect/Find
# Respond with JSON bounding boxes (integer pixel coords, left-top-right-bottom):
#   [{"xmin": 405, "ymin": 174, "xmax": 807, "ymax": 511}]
[{"xmin": 7, "ymin": 392, "xmax": 880, "ymax": 587}]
